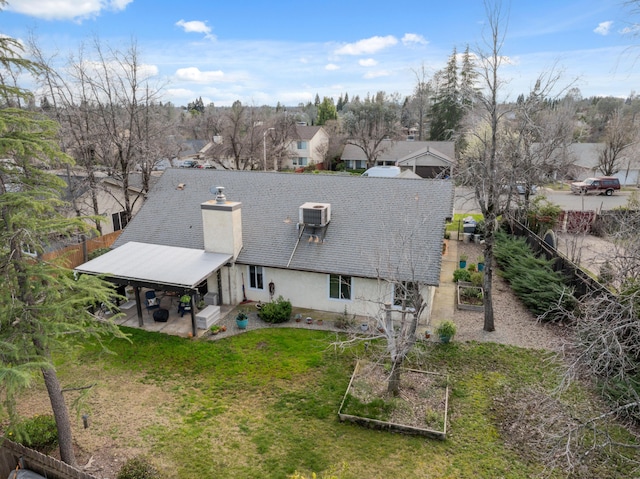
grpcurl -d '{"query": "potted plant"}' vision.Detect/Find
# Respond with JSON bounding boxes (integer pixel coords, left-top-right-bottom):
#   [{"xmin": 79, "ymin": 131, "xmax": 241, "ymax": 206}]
[
  {"xmin": 436, "ymin": 320, "xmax": 457, "ymax": 344},
  {"xmin": 235, "ymin": 310, "xmax": 249, "ymax": 329},
  {"xmin": 459, "ymin": 253, "xmax": 468, "ymax": 269},
  {"xmin": 210, "ymin": 325, "xmax": 221, "ymax": 335},
  {"xmin": 477, "ymin": 254, "xmax": 485, "ymax": 272}
]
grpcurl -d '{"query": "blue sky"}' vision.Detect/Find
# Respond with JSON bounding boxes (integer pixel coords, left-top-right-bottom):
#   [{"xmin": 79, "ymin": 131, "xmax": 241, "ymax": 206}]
[{"xmin": 3, "ymin": 0, "xmax": 640, "ymax": 107}]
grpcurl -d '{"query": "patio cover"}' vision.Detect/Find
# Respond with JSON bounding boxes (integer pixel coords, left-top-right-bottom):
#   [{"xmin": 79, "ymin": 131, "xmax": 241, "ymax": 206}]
[{"xmin": 75, "ymin": 241, "xmax": 232, "ymax": 290}]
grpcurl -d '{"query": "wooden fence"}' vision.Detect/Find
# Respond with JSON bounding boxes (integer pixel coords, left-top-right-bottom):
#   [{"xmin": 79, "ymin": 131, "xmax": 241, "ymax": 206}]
[
  {"xmin": 0, "ymin": 440, "xmax": 98, "ymax": 479},
  {"xmin": 42, "ymin": 231, "xmax": 121, "ymax": 269},
  {"xmin": 508, "ymin": 218, "xmax": 604, "ymax": 298}
]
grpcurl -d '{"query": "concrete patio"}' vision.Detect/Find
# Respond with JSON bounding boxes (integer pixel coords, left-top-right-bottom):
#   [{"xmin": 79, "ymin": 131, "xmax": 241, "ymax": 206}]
[{"xmin": 104, "ymin": 238, "xmax": 458, "ymax": 341}]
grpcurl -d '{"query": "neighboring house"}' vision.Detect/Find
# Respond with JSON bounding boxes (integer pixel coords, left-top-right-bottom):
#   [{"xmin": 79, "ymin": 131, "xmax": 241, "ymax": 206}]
[
  {"xmin": 283, "ymin": 125, "xmax": 330, "ymax": 170},
  {"xmin": 76, "ymin": 170, "xmax": 454, "ymax": 329},
  {"xmin": 565, "ymin": 143, "xmax": 640, "ymax": 186},
  {"xmin": 174, "ymin": 139, "xmax": 212, "ymax": 167},
  {"xmin": 57, "ymin": 170, "xmax": 158, "ymax": 235},
  {"xmin": 341, "ymin": 140, "xmax": 456, "ymax": 178}
]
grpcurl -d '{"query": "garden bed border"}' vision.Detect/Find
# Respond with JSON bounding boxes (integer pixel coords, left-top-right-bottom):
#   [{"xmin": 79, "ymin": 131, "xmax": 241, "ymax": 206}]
[
  {"xmin": 337, "ymin": 360, "xmax": 449, "ymax": 440},
  {"xmin": 456, "ymin": 281, "xmax": 485, "ymax": 312}
]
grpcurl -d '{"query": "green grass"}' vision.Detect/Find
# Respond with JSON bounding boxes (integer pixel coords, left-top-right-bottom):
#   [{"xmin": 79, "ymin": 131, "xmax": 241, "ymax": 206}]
[
  {"xmin": 446, "ymin": 213, "xmax": 484, "ymax": 233},
  {"xmin": 50, "ymin": 328, "xmax": 639, "ymax": 479}
]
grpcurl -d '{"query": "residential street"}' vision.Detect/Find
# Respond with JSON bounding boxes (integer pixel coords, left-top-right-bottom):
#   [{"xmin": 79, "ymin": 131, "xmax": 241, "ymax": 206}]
[{"xmin": 455, "ymin": 186, "xmax": 635, "ymax": 213}]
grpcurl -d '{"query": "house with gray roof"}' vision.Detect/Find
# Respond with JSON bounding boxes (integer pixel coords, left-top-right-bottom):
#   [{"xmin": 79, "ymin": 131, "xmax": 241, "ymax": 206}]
[
  {"xmin": 341, "ymin": 140, "xmax": 455, "ymax": 178},
  {"xmin": 76, "ymin": 169, "xmax": 454, "ymax": 330},
  {"xmin": 564, "ymin": 143, "xmax": 640, "ymax": 186}
]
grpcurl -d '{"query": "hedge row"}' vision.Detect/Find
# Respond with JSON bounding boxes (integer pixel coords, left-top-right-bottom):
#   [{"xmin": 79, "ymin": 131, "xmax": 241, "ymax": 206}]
[{"xmin": 494, "ymin": 230, "xmax": 575, "ymax": 321}]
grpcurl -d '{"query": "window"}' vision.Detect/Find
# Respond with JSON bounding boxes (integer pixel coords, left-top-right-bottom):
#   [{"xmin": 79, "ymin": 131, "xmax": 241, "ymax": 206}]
[
  {"xmin": 393, "ymin": 281, "xmax": 419, "ymax": 309},
  {"xmin": 293, "ymin": 157, "xmax": 308, "ymax": 166},
  {"xmin": 355, "ymin": 160, "xmax": 365, "ymax": 169},
  {"xmin": 296, "ymin": 141, "xmax": 308, "ymax": 150},
  {"xmin": 249, "ymin": 265, "xmax": 264, "ymax": 290},
  {"xmin": 329, "ymin": 274, "xmax": 352, "ymax": 300},
  {"xmin": 112, "ymin": 211, "xmax": 128, "ymax": 231}
]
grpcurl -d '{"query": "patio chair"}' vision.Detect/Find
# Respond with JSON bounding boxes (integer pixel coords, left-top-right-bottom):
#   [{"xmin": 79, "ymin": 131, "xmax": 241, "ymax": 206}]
[{"xmin": 145, "ymin": 290, "xmax": 160, "ymax": 315}]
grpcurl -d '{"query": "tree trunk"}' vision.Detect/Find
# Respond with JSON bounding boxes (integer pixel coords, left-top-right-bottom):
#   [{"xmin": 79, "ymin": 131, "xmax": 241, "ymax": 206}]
[
  {"xmin": 387, "ymin": 360, "xmax": 402, "ymax": 396},
  {"xmin": 483, "ymin": 227, "xmax": 496, "ymax": 332},
  {"xmin": 41, "ymin": 366, "xmax": 76, "ymax": 465}
]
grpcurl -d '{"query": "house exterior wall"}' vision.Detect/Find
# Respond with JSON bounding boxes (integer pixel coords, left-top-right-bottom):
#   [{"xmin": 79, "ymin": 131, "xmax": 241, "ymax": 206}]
[
  {"xmin": 74, "ymin": 184, "xmax": 145, "ymax": 235},
  {"xmin": 207, "ymin": 264, "xmax": 434, "ymax": 323},
  {"xmin": 283, "ymin": 129, "xmax": 329, "ymax": 169}
]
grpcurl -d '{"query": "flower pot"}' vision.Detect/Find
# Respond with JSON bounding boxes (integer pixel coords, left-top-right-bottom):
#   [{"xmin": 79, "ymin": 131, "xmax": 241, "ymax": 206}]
[
  {"xmin": 306, "ymin": 317, "xmax": 313, "ymax": 324},
  {"xmin": 425, "ymin": 330, "xmax": 431, "ymax": 339},
  {"xmin": 317, "ymin": 319, "xmax": 323, "ymax": 325},
  {"xmin": 236, "ymin": 316, "xmax": 248, "ymax": 329},
  {"xmin": 478, "ymin": 263, "xmax": 485, "ymax": 272},
  {"xmin": 439, "ymin": 335, "xmax": 451, "ymax": 344},
  {"xmin": 459, "ymin": 260, "xmax": 467, "ymax": 268},
  {"xmin": 360, "ymin": 323, "xmax": 369, "ymax": 332}
]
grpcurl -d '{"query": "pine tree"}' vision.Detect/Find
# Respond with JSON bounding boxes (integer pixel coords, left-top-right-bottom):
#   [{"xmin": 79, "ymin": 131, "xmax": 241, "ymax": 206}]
[
  {"xmin": 430, "ymin": 47, "xmax": 462, "ymax": 141},
  {"xmin": 0, "ymin": 33, "xmax": 125, "ymax": 466}
]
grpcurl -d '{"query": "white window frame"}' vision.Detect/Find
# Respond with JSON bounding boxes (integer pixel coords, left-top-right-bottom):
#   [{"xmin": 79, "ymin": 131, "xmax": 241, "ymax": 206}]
[
  {"xmin": 329, "ymin": 274, "xmax": 352, "ymax": 301},
  {"xmin": 297, "ymin": 140, "xmax": 308, "ymax": 150},
  {"xmin": 392, "ymin": 281, "xmax": 419, "ymax": 311},
  {"xmin": 248, "ymin": 265, "xmax": 264, "ymax": 290}
]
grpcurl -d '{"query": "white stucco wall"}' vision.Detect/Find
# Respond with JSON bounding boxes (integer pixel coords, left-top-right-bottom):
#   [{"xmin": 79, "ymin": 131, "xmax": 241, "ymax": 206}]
[{"xmin": 207, "ymin": 263, "xmax": 434, "ymax": 324}]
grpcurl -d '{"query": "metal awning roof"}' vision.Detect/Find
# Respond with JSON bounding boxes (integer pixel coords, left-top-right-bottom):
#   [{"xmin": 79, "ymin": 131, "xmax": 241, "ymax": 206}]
[{"xmin": 75, "ymin": 241, "xmax": 232, "ymax": 290}]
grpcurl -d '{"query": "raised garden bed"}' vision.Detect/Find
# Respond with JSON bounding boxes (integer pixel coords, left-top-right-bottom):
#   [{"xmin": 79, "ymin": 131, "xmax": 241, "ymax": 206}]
[
  {"xmin": 456, "ymin": 281, "xmax": 484, "ymax": 312},
  {"xmin": 338, "ymin": 360, "xmax": 449, "ymax": 440}
]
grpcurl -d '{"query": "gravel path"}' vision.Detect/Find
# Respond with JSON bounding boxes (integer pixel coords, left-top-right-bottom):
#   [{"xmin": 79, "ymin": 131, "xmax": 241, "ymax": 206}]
[{"xmin": 453, "ymin": 241, "xmax": 570, "ymax": 351}]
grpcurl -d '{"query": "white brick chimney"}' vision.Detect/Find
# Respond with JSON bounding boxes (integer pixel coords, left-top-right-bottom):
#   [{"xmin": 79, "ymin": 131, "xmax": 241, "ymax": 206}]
[{"xmin": 201, "ymin": 186, "xmax": 243, "ymax": 260}]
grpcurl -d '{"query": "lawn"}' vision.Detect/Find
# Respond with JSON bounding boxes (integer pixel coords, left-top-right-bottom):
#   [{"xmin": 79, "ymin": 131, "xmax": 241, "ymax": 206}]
[
  {"xmin": 17, "ymin": 327, "xmax": 640, "ymax": 479},
  {"xmin": 446, "ymin": 213, "xmax": 483, "ymax": 234}
]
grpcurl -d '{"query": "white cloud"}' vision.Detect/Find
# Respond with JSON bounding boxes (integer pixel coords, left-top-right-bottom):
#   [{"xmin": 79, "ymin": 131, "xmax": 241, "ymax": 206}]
[
  {"xmin": 334, "ymin": 36, "xmax": 398, "ymax": 55},
  {"xmin": 402, "ymin": 33, "xmax": 428, "ymax": 46},
  {"xmin": 325, "ymin": 63, "xmax": 340, "ymax": 71},
  {"xmin": 364, "ymin": 70, "xmax": 391, "ymax": 79},
  {"xmin": 594, "ymin": 21, "xmax": 613, "ymax": 36},
  {"xmin": 359, "ymin": 58, "xmax": 378, "ymax": 67},
  {"xmin": 175, "ymin": 67, "xmax": 225, "ymax": 83},
  {"xmin": 5, "ymin": 0, "xmax": 132, "ymax": 21},
  {"xmin": 620, "ymin": 25, "xmax": 640, "ymax": 35},
  {"xmin": 176, "ymin": 20, "xmax": 216, "ymax": 40}
]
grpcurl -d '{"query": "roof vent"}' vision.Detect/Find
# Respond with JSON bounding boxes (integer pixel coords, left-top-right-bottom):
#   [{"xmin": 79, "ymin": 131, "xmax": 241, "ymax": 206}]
[{"xmin": 299, "ymin": 202, "xmax": 331, "ymax": 227}]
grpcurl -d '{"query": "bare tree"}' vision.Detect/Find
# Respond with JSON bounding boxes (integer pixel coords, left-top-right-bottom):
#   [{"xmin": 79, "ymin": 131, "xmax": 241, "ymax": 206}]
[
  {"xmin": 30, "ymin": 36, "xmax": 176, "ymax": 229},
  {"xmin": 459, "ymin": 1, "xmax": 574, "ymax": 332},
  {"xmin": 342, "ymin": 92, "xmax": 401, "ymax": 168},
  {"xmin": 332, "ymin": 208, "xmax": 434, "ymax": 396},
  {"xmin": 599, "ymin": 107, "xmax": 637, "ymax": 176}
]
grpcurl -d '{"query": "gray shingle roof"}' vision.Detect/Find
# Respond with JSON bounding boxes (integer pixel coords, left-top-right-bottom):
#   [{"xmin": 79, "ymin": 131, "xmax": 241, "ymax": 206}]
[
  {"xmin": 341, "ymin": 140, "xmax": 455, "ymax": 162},
  {"xmin": 114, "ymin": 170, "xmax": 454, "ymax": 285}
]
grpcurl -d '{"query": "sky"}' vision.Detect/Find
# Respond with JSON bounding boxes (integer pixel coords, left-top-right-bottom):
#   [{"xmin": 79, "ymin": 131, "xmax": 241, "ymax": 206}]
[{"xmin": 3, "ymin": 0, "xmax": 640, "ymax": 107}]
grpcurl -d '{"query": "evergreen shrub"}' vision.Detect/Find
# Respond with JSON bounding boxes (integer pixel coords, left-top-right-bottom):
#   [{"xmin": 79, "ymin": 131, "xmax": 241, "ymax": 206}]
[
  {"xmin": 494, "ymin": 230, "xmax": 575, "ymax": 321},
  {"xmin": 259, "ymin": 295, "xmax": 292, "ymax": 323}
]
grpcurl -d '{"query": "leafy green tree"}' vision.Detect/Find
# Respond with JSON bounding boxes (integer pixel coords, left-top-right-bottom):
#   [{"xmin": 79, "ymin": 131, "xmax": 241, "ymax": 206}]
[
  {"xmin": 0, "ymin": 31, "xmax": 125, "ymax": 466},
  {"xmin": 316, "ymin": 97, "xmax": 337, "ymax": 125}
]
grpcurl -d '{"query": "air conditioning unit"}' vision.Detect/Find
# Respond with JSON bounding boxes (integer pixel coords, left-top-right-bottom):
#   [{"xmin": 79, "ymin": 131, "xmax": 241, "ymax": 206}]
[{"xmin": 299, "ymin": 202, "xmax": 331, "ymax": 227}]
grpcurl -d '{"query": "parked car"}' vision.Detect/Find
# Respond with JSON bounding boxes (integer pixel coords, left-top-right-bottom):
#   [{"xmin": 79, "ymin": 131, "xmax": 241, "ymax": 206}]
[
  {"xmin": 570, "ymin": 177, "xmax": 621, "ymax": 196},
  {"xmin": 180, "ymin": 160, "xmax": 199, "ymax": 168}
]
